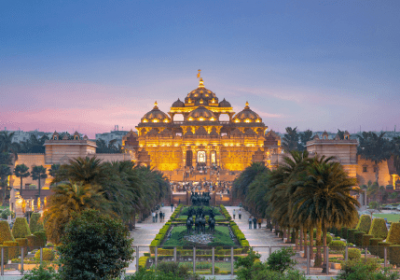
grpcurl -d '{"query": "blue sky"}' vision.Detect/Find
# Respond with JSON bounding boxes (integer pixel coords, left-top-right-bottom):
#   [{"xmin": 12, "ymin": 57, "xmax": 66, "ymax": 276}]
[{"xmin": 1, "ymin": 1, "xmax": 399, "ymax": 137}]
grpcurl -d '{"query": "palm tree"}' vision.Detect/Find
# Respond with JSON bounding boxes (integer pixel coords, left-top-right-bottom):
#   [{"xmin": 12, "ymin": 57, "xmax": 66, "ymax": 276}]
[
  {"xmin": 0, "ymin": 131, "xmax": 20, "ymax": 159},
  {"xmin": 49, "ymin": 164, "xmax": 60, "ymax": 187},
  {"xmin": 43, "ymin": 181, "xmax": 112, "ymax": 244},
  {"xmin": 232, "ymin": 162, "xmax": 267, "ymax": 202},
  {"xmin": 14, "ymin": 164, "xmax": 30, "ymax": 195},
  {"xmin": 358, "ymin": 132, "xmax": 392, "ymax": 183},
  {"xmin": 282, "ymin": 127, "xmax": 299, "ymax": 152},
  {"xmin": 299, "ymin": 130, "xmax": 313, "ymax": 151},
  {"xmin": 31, "ymin": 165, "xmax": 47, "ymax": 197},
  {"xmin": 64, "ymin": 156, "xmax": 106, "ymax": 185},
  {"xmin": 291, "ymin": 161, "xmax": 359, "ymax": 267}
]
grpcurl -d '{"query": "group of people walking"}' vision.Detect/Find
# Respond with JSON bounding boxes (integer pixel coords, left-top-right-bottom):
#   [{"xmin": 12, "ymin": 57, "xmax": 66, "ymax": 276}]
[
  {"xmin": 152, "ymin": 210, "xmax": 165, "ymax": 223},
  {"xmin": 248, "ymin": 216, "xmax": 262, "ymax": 229},
  {"xmin": 232, "ymin": 209, "xmax": 242, "ymax": 219}
]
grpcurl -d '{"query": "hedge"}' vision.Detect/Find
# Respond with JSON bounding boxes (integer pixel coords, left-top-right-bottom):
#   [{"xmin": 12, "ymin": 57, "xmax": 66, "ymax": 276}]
[
  {"xmin": 0, "ymin": 245, "xmax": 8, "ymax": 263},
  {"xmin": 356, "ymin": 215, "xmax": 372, "ymax": 233},
  {"xmin": 329, "ymin": 240, "xmax": 346, "ymax": 251},
  {"xmin": 15, "ymin": 238, "xmax": 28, "ymax": 256},
  {"xmin": 368, "ymin": 218, "xmax": 388, "ymax": 239},
  {"xmin": 4, "ymin": 241, "xmax": 19, "ymax": 259},
  {"xmin": 377, "ymin": 242, "xmax": 392, "ymax": 259},
  {"xmin": 34, "ymin": 248, "xmax": 55, "ymax": 261},
  {"xmin": 347, "ymin": 229, "xmax": 357, "ymax": 244},
  {"xmin": 170, "ymin": 205, "xmax": 183, "ymax": 221},
  {"xmin": 220, "ymin": 205, "xmax": 232, "ymax": 221},
  {"xmin": 29, "ymin": 213, "xmax": 44, "ymax": 233},
  {"xmin": 0, "ymin": 221, "xmax": 14, "ymax": 244},
  {"xmin": 387, "ymin": 222, "xmax": 400, "ymax": 245},
  {"xmin": 27, "ymin": 235, "xmax": 40, "ymax": 251},
  {"xmin": 389, "ymin": 245, "xmax": 400, "ymax": 266},
  {"xmin": 369, "ymin": 238, "xmax": 383, "ymax": 256},
  {"xmin": 341, "ymin": 227, "xmax": 348, "ymax": 240},
  {"xmin": 33, "ymin": 231, "xmax": 47, "ymax": 247},
  {"xmin": 138, "ymin": 256, "xmax": 148, "ymax": 269},
  {"xmin": 354, "ymin": 231, "xmax": 364, "ymax": 247},
  {"xmin": 346, "ymin": 248, "xmax": 361, "ymax": 260},
  {"xmin": 362, "ymin": 234, "xmax": 373, "ymax": 247},
  {"xmin": 12, "ymin": 217, "xmax": 31, "ymax": 238}
]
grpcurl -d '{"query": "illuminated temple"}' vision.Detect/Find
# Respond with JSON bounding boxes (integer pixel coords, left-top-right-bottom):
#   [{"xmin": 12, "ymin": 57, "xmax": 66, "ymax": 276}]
[{"xmin": 123, "ymin": 75, "xmax": 281, "ymax": 182}]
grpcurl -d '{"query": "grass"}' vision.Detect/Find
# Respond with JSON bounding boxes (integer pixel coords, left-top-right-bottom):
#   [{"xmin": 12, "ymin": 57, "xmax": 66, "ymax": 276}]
[
  {"xmin": 162, "ymin": 225, "xmax": 235, "ymax": 248},
  {"xmin": 373, "ymin": 213, "xmax": 400, "ymax": 223}
]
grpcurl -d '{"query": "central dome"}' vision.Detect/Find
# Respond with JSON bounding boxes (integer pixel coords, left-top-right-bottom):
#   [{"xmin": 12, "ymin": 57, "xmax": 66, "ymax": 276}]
[
  {"xmin": 187, "ymin": 106, "xmax": 217, "ymax": 122},
  {"xmin": 185, "ymin": 79, "xmax": 218, "ymax": 105}
]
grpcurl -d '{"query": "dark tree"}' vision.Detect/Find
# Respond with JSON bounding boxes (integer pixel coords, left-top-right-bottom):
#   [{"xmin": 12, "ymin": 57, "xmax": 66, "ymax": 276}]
[
  {"xmin": 14, "ymin": 164, "xmax": 30, "ymax": 195},
  {"xmin": 282, "ymin": 127, "xmax": 299, "ymax": 152},
  {"xmin": 31, "ymin": 165, "xmax": 47, "ymax": 197},
  {"xmin": 299, "ymin": 129, "xmax": 313, "ymax": 151}
]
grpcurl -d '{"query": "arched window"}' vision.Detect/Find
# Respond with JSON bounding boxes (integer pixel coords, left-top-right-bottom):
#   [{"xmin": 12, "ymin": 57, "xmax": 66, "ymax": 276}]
[{"xmin": 197, "ymin": 151, "xmax": 206, "ymax": 163}]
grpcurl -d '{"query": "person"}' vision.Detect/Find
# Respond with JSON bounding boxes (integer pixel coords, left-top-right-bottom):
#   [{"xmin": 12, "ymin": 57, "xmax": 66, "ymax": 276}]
[
  {"xmin": 159, "ymin": 211, "xmax": 162, "ymax": 222},
  {"xmin": 258, "ymin": 218, "xmax": 262, "ymax": 229},
  {"xmin": 249, "ymin": 216, "xmax": 252, "ymax": 229},
  {"xmin": 239, "ymin": 209, "xmax": 242, "ymax": 219},
  {"xmin": 233, "ymin": 209, "xmax": 236, "ymax": 219},
  {"xmin": 253, "ymin": 217, "xmax": 257, "ymax": 229},
  {"xmin": 171, "ymin": 203, "xmax": 174, "ymax": 211},
  {"xmin": 152, "ymin": 211, "xmax": 155, "ymax": 223},
  {"xmin": 178, "ymin": 199, "xmax": 181, "ymax": 205}
]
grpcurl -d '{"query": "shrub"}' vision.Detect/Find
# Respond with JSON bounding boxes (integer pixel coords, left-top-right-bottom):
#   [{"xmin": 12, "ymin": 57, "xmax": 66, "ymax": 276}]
[
  {"xmin": 29, "ymin": 213, "xmax": 44, "ymax": 233},
  {"xmin": 15, "ymin": 238, "xmax": 28, "ymax": 257},
  {"xmin": 0, "ymin": 221, "xmax": 14, "ymax": 244},
  {"xmin": 34, "ymin": 248, "xmax": 55, "ymax": 261},
  {"xmin": 329, "ymin": 240, "xmax": 346, "ymax": 251},
  {"xmin": 12, "ymin": 217, "xmax": 31, "ymax": 238},
  {"xmin": 156, "ymin": 261, "xmax": 190, "ymax": 278},
  {"xmin": 266, "ymin": 247, "xmax": 296, "ymax": 273},
  {"xmin": 0, "ymin": 245, "xmax": 8, "ymax": 264},
  {"xmin": 338, "ymin": 259, "xmax": 398, "ymax": 280},
  {"xmin": 389, "ymin": 245, "xmax": 400, "ymax": 266},
  {"xmin": 213, "ymin": 267, "xmax": 220, "ymax": 274},
  {"xmin": 341, "ymin": 227, "xmax": 348, "ymax": 239},
  {"xmin": 362, "ymin": 234, "xmax": 373, "ymax": 247},
  {"xmin": 347, "ymin": 229, "xmax": 357, "ymax": 244},
  {"xmin": 354, "ymin": 231, "xmax": 364, "ymax": 247},
  {"xmin": 326, "ymin": 234, "xmax": 333, "ymax": 245},
  {"xmin": 138, "ymin": 256, "xmax": 148, "ymax": 269},
  {"xmin": 27, "ymin": 235, "xmax": 40, "ymax": 251},
  {"xmin": 20, "ymin": 265, "xmax": 59, "ymax": 280},
  {"xmin": 386, "ymin": 222, "xmax": 400, "ymax": 245},
  {"xmin": 369, "ymin": 238, "xmax": 383, "ymax": 256},
  {"xmin": 1, "ymin": 209, "xmax": 15, "ymax": 220},
  {"xmin": 33, "ymin": 231, "xmax": 46, "ymax": 247},
  {"xmin": 377, "ymin": 242, "xmax": 391, "ymax": 259},
  {"xmin": 356, "ymin": 215, "xmax": 372, "ymax": 233},
  {"xmin": 347, "ymin": 248, "xmax": 361, "ymax": 260},
  {"xmin": 4, "ymin": 241, "xmax": 19, "ymax": 259},
  {"xmin": 368, "ymin": 218, "xmax": 388, "ymax": 239}
]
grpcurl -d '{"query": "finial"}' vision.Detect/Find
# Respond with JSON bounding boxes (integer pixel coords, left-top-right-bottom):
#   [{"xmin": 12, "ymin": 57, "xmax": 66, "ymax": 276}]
[
  {"xmin": 245, "ymin": 101, "xmax": 249, "ymax": 108},
  {"xmin": 197, "ymin": 69, "xmax": 201, "ymax": 79},
  {"xmin": 199, "ymin": 78, "xmax": 204, "ymax": 88},
  {"xmin": 154, "ymin": 101, "xmax": 158, "ymax": 109}
]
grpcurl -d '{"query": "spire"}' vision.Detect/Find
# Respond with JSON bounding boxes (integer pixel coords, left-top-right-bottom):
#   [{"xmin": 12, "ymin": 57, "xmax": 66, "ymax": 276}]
[
  {"xmin": 154, "ymin": 101, "xmax": 158, "ymax": 109},
  {"xmin": 245, "ymin": 101, "xmax": 249, "ymax": 109},
  {"xmin": 199, "ymin": 78, "xmax": 204, "ymax": 88}
]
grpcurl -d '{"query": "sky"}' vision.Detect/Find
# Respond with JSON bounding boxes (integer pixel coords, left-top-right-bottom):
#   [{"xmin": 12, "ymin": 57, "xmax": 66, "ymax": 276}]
[{"xmin": 1, "ymin": 1, "xmax": 399, "ymax": 137}]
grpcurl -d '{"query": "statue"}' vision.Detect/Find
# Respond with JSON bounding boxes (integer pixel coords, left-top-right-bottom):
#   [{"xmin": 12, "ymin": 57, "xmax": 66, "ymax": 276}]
[
  {"xmin": 186, "ymin": 216, "xmax": 193, "ymax": 234},
  {"xmin": 208, "ymin": 216, "xmax": 215, "ymax": 233}
]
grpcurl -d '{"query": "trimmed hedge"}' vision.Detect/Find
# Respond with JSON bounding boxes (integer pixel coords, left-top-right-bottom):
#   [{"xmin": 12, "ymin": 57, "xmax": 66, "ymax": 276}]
[
  {"xmin": 362, "ymin": 234, "xmax": 373, "ymax": 247},
  {"xmin": 170, "ymin": 205, "xmax": 183, "ymax": 221},
  {"xmin": 0, "ymin": 221, "xmax": 14, "ymax": 244},
  {"xmin": 15, "ymin": 238, "xmax": 28, "ymax": 256},
  {"xmin": 387, "ymin": 222, "xmax": 400, "ymax": 245},
  {"xmin": 368, "ymin": 218, "xmax": 388, "ymax": 239},
  {"xmin": 12, "ymin": 217, "xmax": 31, "ymax": 238},
  {"xmin": 354, "ymin": 231, "xmax": 364, "ymax": 247},
  {"xmin": 27, "ymin": 235, "xmax": 40, "ymax": 251},
  {"xmin": 356, "ymin": 215, "xmax": 372, "ymax": 233},
  {"xmin": 0, "ymin": 245, "xmax": 8, "ymax": 263},
  {"xmin": 33, "ymin": 231, "xmax": 47, "ymax": 247},
  {"xmin": 29, "ymin": 213, "xmax": 44, "ymax": 233},
  {"xmin": 4, "ymin": 241, "xmax": 19, "ymax": 259},
  {"xmin": 377, "ymin": 242, "xmax": 391, "ymax": 259},
  {"xmin": 346, "ymin": 248, "xmax": 361, "ymax": 260},
  {"xmin": 34, "ymin": 248, "xmax": 54, "ymax": 261},
  {"xmin": 369, "ymin": 238, "xmax": 383, "ymax": 256},
  {"xmin": 329, "ymin": 240, "xmax": 346, "ymax": 251},
  {"xmin": 389, "ymin": 245, "xmax": 400, "ymax": 266},
  {"xmin": 341, "ymin": 227, "xmax": 348, "ymax": 240},
  {"xmin": 347, "ymin": 229, "xmax": 357, "ymax": 244},
  {"xmin": 220, "ymin": 205, "xmax": 232, "ymax": 221}
]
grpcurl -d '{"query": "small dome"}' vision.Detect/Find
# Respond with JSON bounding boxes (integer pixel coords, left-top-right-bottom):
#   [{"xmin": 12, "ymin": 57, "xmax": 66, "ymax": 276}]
[
  {"xmin": 195, "ymin": 127, "xmax": 208, "ymax": 136},
  {"xmin": 185, "ymin": 129, "xmax": 194, "ymax": 138},
  {"xmin": 141, "ymin": 101, "xmax": 170, "ymax": 124},
  {"xmin": 172, "ymin": 98, "xmax": 185, "ymax": 108},
  {"xmin": 146, "ymin": 128, "xmax": 159, "ymax": 137},
  {"xmin": 219, "ymin": 98, "xmax": 231, "ymax": 107},
  {"xmin": 210, "ymin": 128, "xmax": 219, "ymax": 138},
  {"xmin": 73, "ymin": 131, "xmax": 80, "ymax": 140},
  {"xmin": 232, "ymin": 101, "xmax": 262, "ymax": 123},
  {"xmin": 160, "ymin": 128, "xmax": 172, "ymax": 137},
  {"xmin": 187, "ymin": 106, "xmax": 217, "ymax": 122},
  {"xmin": 322, "ymin": 131, "xmax": 329, "ymax": 139},
  {"xmin": 231, "ymin": 128, "xmax": 243, "ymax": 137},
  {"xmin": 245, "ymin": 129, "xmax": 257, "ymax": 137},
  {"xmin": 52, "ymin": 131, "xmax": 59, "ymax": 140}
]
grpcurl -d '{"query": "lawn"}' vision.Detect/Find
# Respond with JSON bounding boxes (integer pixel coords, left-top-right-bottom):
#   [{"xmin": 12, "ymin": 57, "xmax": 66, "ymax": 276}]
[
  {"xmin": 162, "ymin": 225, "xmax": 235, "ymax": 248},
  {"xmin": 373, "ymin": 213, "xmax": 400, "ymax": 223}
]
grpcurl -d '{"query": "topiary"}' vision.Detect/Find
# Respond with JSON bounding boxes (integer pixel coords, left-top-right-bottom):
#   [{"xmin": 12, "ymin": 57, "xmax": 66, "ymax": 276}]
[
  {"xmin": 368, "ymin": 218, "xmax": 388, "ymax": 239},
  {"xmin": 362, "ymin": 234, "xmax": 373, "ymax": 247},
  {"xmin": 15, "ymin": 238, "xmax": 28, "ymax": 256},
  {"xmin": 347, "ymin": 248, "xmax": 361, "ymax": 260},
  {"xmin": 326, "ymin": 234, "xmax": 333, "ymax": 245},
  {"xmin": 0, "ymin": 221, "xmax": 15, "ymax": 244},
  {"xmin": 341, "ymin": 227, "xmax": 348, "ymax": 239},
  {"xmin": 12, "ymin": 217, "xmax": 31, "ymax": 238},
  {"xmin": 33, "ymin": 231, "xmax": 47, "ymax": 247},
  {"xmin": 0, "ymin": 245, "xmax": 8, "ymax": 263},
  {"xmin": 347, "ymin": 229, "xmax": 357, "ymax": 244},
  {"xmin": 29, "ymin": 213, "xmax": 44, "ymax": 233},
  {"xmin": 354, "ymin": 231, "xmax": 365, "ymax": 247},
  {"xmin": 378, "ymin": 242, "xmax": 391, "ymax": 258},
  {"xmin": 369, "ymin": 238, "xmax": 383, "ymax": 256},
  {"xmin": 329, "ymin": 240, "xmax": 346, "ymax": 251},
  {"xmin": 389, "ymin": 245, "xmax": 400, "ymax": 266},
  {"xmin": 3, "ymin": 241, "xmax": 19, "ymax": 259},
  {"xmin": 356, "ymin": 215, "xmax": 372, "ymax": 233},
  {"xmin": 27, "ymin": 235, "xmax": 39, "ymax": 251},
  {"xmin": 34, "ymin": 248, "xmax": 55, "ymax": 261},
  {"xmin": 386, "ymin": 222, "xmax": 400, "ymax": 245}
]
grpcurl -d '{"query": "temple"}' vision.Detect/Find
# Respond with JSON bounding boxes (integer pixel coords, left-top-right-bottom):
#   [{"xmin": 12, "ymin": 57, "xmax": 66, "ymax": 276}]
[{"xmin": 123, "ymin": 75, "xmax": 280, "ymax": 182}]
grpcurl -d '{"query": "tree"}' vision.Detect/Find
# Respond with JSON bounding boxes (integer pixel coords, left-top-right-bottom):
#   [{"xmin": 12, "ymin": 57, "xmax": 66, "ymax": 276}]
[
  {"xmin": 0, "ymin": 131, "xmax": 20, "ymax": 159},
  {"xmin": 0, "ymin": 164, "xmax": 12, "ymax": 203},
  {"xmin": 266, "ymin": 247, "xmax": 296, "ymax": 273},
  {"xmin": 61, "ymin": 156, "xmax": 106, "ymax": 185},
  {"xmin": 58, "ymin": 210, "xmax": 134, "ymax": 280},
  {"xmin": 299, "ymin": 130, "xmax": 313, "ymax": 151},
  {"xmin": 358, "ymin": 132, "xmax": 392, "ymax": 183},
  {"xmin": 14, "ymin": 164, "xmax": 30, "ymax": 195},
  {"xmin": 232, "ymin": 162, "xmax": 267, "ymax": 201},
  {"xmin": 282, "ymin": 127, "xmax": 299, "ymax": 152},
  {"xmin": 43, "ymin": 181, "xmax": 111, "ymax": 244},
  {"xmin": 48, "ymin": 164, "xmax": 60, "ymax": 187},
  {"xmin": 31, "ymin": 166, "xmax": 47, "ymax": 198},
  {"xmin": 234, "ymin": 247, "xmax": 261, "ymax": 280}
]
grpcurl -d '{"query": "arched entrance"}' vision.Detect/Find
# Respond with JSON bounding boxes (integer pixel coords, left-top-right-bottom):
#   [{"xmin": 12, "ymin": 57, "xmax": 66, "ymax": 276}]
[
  {"xmin": 197, "ymin": 150, "xmax": 206, "ymax": 167},
  {"xmin": 186, "ymin": 150, "xmax": 193, "ymax": 167}
]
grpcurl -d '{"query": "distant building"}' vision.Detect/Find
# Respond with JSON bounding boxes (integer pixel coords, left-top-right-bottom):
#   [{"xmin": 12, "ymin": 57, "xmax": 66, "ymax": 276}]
[{"xmin": 95, "ymin": 130, "xmax": 130, "ymax": 146}]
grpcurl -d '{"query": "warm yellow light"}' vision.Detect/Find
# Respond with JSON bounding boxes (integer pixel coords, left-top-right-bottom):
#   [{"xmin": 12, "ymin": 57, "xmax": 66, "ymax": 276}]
[
  {"xmin": 235, "ymin": 119, "xmax": 240, "ymax": 123},
  {"xmin": 210, "ymin": 117, "xmax": 215, "ymax": 121},
  {"xmin": 189, "ymin": 117, "xmax": 193, "ymax": 121},
  {"xmin": 199, "ymin": 117, "xmax": 204, "ymax": 121},
  {"xmin": 245, "ymin": 119, "xmax": 250, "ymax": 123},
  {"xmin": 153, "ymin": 119, "xmax": 159, "ymax": 123},
  {"xmin": 164, "ymin": 119, "xmax": 169, "ymax": 123},
  {"xmin": 143, "ymin": 119, "xmax": 148, "ymax": 123},
  {"xmin": 256, "ymin": 119, "xmax": 261, "ymax": 123}
]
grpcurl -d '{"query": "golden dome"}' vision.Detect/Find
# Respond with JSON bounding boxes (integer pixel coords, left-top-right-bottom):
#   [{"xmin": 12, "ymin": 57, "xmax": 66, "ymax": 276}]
[
  {"xmin": 141, "ymin": 101, "xmax": 171, "ymax": 124},
  {"xmin": 185, "ymin": 79, "xmax": 218, "ymax": 104},
  {"xmin": 187, "ymin": 106, "xmax": 217, "ymax": 122},
  {"xmin": 172, "ymin": 98, "xmax": 185, "ymax": 108},
  {"xmin": 232, "ymin": 101, "xmax": 262, "ymax": 123},
  {"xmin": 219, "ymin": 98, "xmax": 231, "ymax": 107}
]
